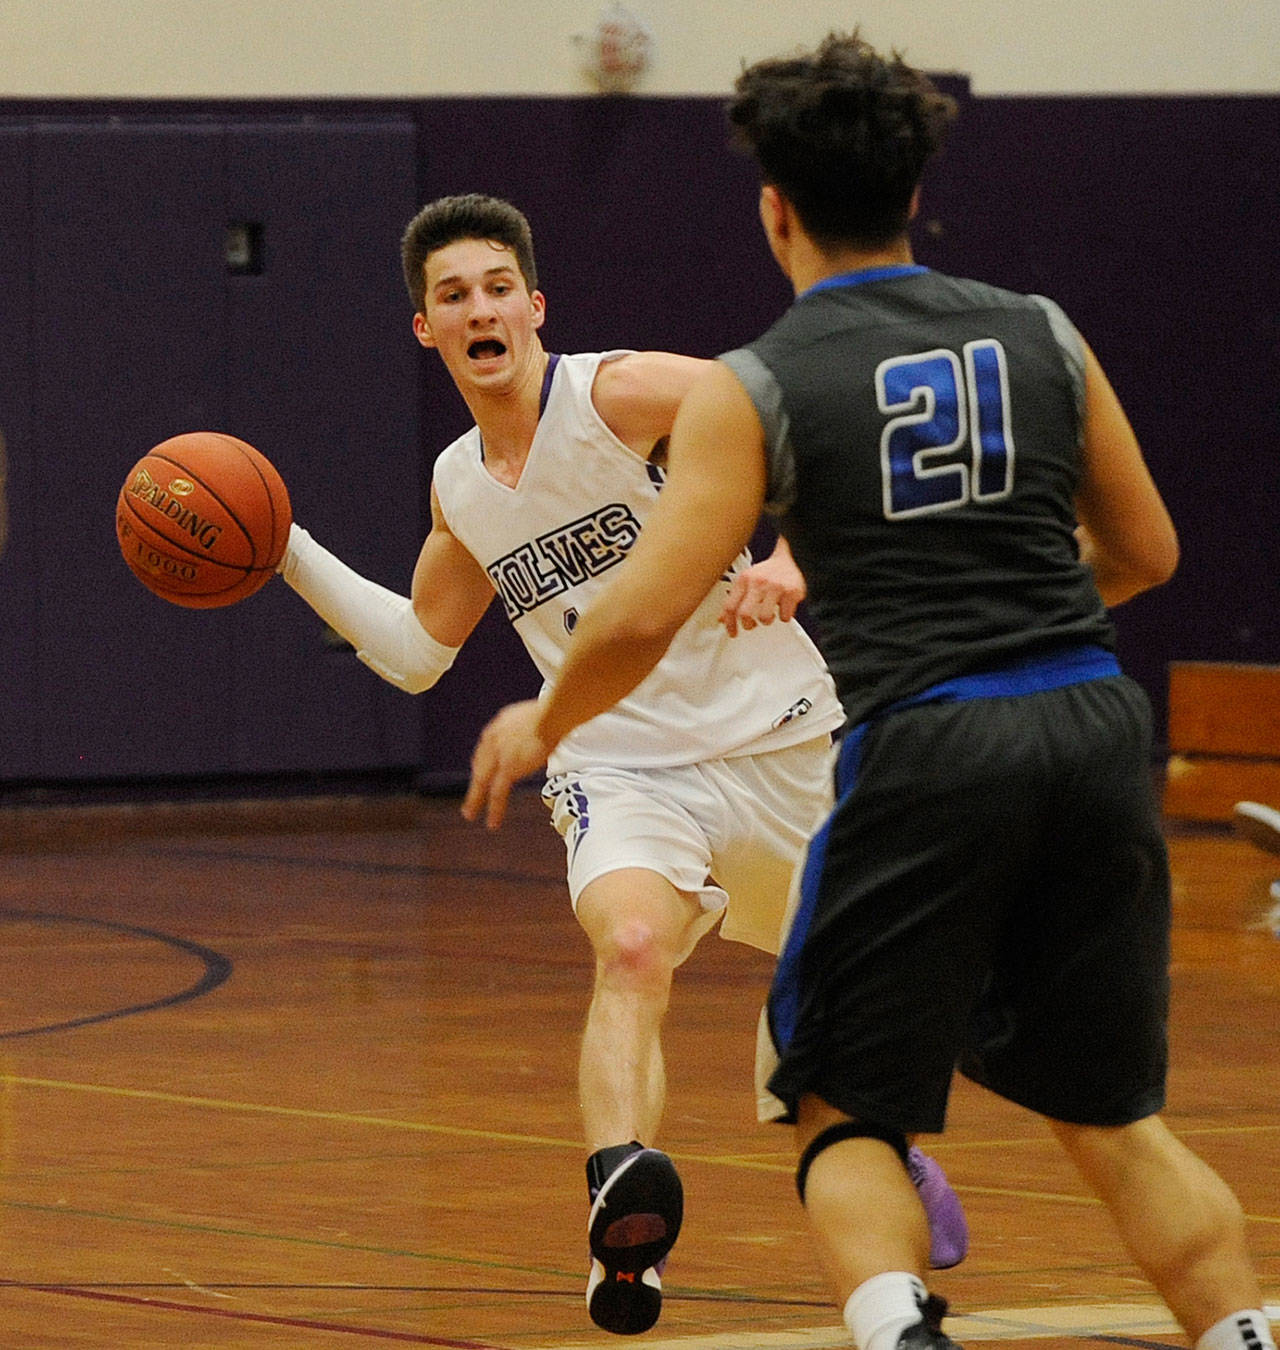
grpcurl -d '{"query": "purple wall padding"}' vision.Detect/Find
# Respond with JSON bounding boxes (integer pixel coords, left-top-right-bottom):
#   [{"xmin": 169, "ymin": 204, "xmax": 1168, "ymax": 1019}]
[
  {"xmin": 0, "ymin": 115, "xmax": 423, "ymax": 784},
  {"xmin": 0, "ymin": 125, "xmax": 36, "ymax": 777},
  {"xmin": 919, "ymin": 94, "xmax": 1280, "ymax": 721},
  {"xmin": 0, "ymin": 88, "xmax": 1275, "ymax": 790}
]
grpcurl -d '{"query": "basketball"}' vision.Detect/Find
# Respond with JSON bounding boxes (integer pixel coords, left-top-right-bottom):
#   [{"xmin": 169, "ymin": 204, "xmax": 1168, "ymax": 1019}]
[{"xmin": 115, "ymin": 431, "xmax": 292, "ymax": 608}]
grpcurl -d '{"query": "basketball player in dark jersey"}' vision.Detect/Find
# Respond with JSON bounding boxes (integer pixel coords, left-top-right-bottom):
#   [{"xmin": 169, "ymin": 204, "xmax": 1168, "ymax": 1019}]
[{"xmin": 465, "ymin": 30, "xmax": 1274, "ymax": 1350}]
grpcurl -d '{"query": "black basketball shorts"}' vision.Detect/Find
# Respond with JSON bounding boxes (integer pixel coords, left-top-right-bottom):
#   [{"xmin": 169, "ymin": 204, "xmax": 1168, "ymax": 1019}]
[{"xmin": 762, "ymin": 673, "xmax": 1170, "ymax": 1132}]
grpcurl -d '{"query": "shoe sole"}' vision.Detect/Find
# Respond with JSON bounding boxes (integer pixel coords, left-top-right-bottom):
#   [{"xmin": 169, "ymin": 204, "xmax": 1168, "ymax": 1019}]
[
  {"xmin": 587, "ymin": 1258, "xmax": 662, "ymax": 1336},
  {"xmin": 588, "ymin": 1149, "xmax": 683, "ymax": 1270},
  {"xmin": 586, "ymin": 1149, "xmax": 682, "ymax": 1333}
]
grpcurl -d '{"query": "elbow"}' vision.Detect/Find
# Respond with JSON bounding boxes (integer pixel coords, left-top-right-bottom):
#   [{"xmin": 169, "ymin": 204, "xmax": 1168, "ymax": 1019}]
[
  {"xmin": 1152, "ymin": 541, "xmax": 1179, "ymax": 589},
  {"xmin": 610, "ymin": 613, "xmax": 685, "ymax": 667},
  {"xmin": 595, "ymin": 585, "xmax": 693, "ymax": 650},
  {"xmin": 1104, "ymin": 536, "xmax": 1179, "ymax": 606},
  {"xmin": 1140, "ymin": 530, "xmax": 1180, "ymax": 591},
  {"xmin": 635, "ymin": 609, "xmax": 688, "ymax": 649},
  {"xmin": 591, "ymin": 605, "xmax": 688, "ymax": 670}
]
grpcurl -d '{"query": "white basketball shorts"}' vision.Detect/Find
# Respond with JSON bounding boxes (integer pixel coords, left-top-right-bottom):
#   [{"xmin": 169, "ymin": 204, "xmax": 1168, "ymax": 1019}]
[{"xmin": 541, "ymin": 734, "xmax": 835, "ymax": 958}]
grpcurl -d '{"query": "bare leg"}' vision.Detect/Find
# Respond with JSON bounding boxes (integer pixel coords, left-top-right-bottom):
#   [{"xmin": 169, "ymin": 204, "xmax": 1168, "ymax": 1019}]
[
  {"xmin": 1050, "ymin": 1114, "xmax": 1260, "ymax": 1340},
  {"xmin": 796, "ymin": 1094, "xmax": 931, "ymax": 1301},
  {"xmin": 575, "ymin": 868, "xmax": 703, "ymax": 1149}
]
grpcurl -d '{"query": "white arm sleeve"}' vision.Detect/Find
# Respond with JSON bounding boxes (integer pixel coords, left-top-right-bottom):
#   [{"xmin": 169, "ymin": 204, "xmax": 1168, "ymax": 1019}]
[{"xmin": 277, "ymin": 523, "xmax": 459, "ymax": 694}]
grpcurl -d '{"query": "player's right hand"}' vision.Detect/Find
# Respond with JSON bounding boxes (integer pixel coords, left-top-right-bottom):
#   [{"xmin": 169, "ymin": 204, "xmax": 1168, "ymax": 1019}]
[
  {"xmin": 463, "ymin": 699, "xmax": 550, "ymax": 830},
  {"xmin": 719, "ymin": 554, "xmax": 805, "ymax": 637}
]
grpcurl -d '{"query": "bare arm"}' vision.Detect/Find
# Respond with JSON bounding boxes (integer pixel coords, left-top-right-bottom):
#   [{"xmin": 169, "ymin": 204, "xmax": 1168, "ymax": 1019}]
[
  {"xmin": 1073, "ymin": 341, "xmax": 1179, "ymax": 606},
  {"xmin": 410, "ymin": 482, "xmax": 496, "ymax": 647},
  {"xmin": 590, "ymin": 350, "xmax": 713, "ymax": 456},
  {"xmin": 596, "ymin": 350, "xmax": 807, "ymax": 634},
  {"xmin": 464, "ymin": 361, "xmax": 766, "ymax": 825}
]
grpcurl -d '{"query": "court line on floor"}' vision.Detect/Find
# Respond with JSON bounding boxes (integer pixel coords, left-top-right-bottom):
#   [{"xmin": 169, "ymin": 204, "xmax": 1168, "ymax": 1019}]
[
  {"xmin": 532, "ymin": 1301, "xmax": 1280, "ymax": 1349},
  {"xmin": 0, "ymin": 910, "xmax": 233, "ymax": 1040},
  {"xmin": 0, "ymin": 1076, "xmax": 1144, "ymax": 1210},
  {"xmin": 3, "ymin": 1074, "xmax": 580, "ymax": 1150},
  {"xmin": 1, "ymin": 1198, "xmax": 571, "ymax": 1280},
  {"xmin": 3, "ymin": 1283, "xmax": 502, "ymax": 1347},
  {"xmin": 6, "ymin": 1075, "xmax": 1279, "ymax": 1226}
]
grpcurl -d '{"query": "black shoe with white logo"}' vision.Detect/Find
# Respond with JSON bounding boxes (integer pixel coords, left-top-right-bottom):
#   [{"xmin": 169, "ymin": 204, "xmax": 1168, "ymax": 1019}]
[{"xmin": 585, "ymin": 1148, "xmax": 683, "ymax": 1335}]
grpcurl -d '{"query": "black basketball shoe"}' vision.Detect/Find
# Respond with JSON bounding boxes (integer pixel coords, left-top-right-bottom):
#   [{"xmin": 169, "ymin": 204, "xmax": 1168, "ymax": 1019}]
[{"xmin": 585, "ymin": 1147, "xmax": 683, "ymax": 1335}]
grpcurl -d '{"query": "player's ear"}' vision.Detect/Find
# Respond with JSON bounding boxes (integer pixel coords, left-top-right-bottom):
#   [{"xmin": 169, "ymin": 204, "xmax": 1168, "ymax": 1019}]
[
  {"xmin": 412, "ymin": 311, "xmax": 436, "ymax": 349},
  {"xmin": 759, "ymin": 184, "xmax": 787, "ymax": 240},
  {"xmin": 758, "ymin": 184, "xmax": 793, "ymax": 278},
  {"xmin": 908, "ymin": 185, "xmax": 922, "ymax": 221},
  {"xmin": 530, "ymin": 289, "xmax": 546, "ymax": 330}
]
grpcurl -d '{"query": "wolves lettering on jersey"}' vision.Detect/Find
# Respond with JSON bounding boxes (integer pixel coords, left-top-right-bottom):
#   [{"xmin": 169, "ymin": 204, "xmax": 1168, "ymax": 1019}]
[{"xmin": 487, "ymin": 502, "xmax": 641, "ymax": 620}]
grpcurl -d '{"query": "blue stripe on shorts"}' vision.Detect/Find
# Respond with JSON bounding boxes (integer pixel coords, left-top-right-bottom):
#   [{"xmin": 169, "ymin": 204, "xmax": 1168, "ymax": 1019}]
[{"xmin": 767, "ymin": 644, "xmax": 1121, "ymax": 1054}]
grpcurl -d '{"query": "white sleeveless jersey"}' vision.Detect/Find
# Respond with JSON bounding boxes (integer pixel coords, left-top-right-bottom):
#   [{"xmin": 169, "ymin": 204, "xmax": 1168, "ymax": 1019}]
[{"xmin": 432, "ymin": 351, "xmax": 842, "ymax": 774}]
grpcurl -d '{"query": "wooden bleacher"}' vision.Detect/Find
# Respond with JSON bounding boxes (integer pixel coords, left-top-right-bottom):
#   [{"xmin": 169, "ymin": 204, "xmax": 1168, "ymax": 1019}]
[{"xmin": 1163, "ymin": 661, "xmax": 1280, "ymax": 822}]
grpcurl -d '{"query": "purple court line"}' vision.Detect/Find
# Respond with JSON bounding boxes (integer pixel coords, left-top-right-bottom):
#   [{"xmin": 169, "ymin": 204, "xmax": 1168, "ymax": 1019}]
[{"xmin": 12, "ymin": 1284, "xmax": 506, "ymax": 1348}]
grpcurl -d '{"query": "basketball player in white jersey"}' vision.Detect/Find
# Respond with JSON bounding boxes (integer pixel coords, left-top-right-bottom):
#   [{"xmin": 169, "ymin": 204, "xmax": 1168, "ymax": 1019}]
[{"xmin": 276, "ymin": 194, "xmax": 967, "ymax": 1336}]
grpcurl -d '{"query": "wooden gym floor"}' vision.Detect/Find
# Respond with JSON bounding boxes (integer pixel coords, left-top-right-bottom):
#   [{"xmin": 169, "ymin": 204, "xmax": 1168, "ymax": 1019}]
[{"xmin": 1, "ymin": 789, "xmax": 1277, "ymax": 1349}]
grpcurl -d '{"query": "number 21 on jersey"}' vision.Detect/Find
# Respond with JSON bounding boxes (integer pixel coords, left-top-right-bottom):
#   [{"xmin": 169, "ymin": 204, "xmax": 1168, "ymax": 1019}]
[{"xmin": 876, "ymin": 339, "xmax": 1014, "ymax": 519}]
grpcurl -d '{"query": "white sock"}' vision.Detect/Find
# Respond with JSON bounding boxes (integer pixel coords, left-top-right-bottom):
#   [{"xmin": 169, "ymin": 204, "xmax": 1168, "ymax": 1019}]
[
  {"xmin": 843, "ymin": 1272, "xmax": 928, "ymax": 1350},
  {"xmin": 1196, "ymin": 1310, "xmax": 1277, "ymax": 1350}
]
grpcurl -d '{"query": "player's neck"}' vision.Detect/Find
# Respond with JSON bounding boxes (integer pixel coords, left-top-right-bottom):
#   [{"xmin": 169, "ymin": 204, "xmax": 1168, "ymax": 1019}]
[
  {"xmin": 462, "ymin": 348, "xmax": 550, "ymax": 484},
  {"xmin": 789, "ymin": 235, "xmax": 915, "ymax": 295}
]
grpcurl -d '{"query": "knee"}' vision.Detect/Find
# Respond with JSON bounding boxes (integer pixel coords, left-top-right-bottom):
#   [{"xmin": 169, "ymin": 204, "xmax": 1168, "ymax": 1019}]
[
  {"xmin": 593, "ymin": 918, "xmax": 679, "ymax": 995},
  {"xmin": 1173, "ymin": 1162, "xmax": 1248, "ymax": 1252},
  {"xmin": 1152, "ymin": 1168, "xmax": 1248, "ymax": 1287},
  {"xmin": 795, "ymin": 1117, "xmax": 910, "ymax": 1203},
  {"xmin": 1053, "ymin": 1117, "xmax": 1248, "ymax": 1255}
]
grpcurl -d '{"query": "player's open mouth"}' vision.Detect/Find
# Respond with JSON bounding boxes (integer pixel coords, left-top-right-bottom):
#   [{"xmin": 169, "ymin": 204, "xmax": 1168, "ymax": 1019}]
[{"xmin": 468, "ymin": 339, "xmax": 507, "ymax": 360}]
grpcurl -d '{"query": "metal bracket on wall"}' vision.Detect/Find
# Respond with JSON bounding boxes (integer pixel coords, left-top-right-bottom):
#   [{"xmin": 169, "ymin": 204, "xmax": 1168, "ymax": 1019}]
[{"xmin": 224, "ymin": 220, "xmax": 264, "ymax": 275}]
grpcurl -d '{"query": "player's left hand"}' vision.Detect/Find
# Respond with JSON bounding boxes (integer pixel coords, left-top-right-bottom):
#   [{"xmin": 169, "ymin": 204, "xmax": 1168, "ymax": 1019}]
[
  {"xmin": 462, "ymin": 699, "xmax": 550, "ymax": 830},
  {"xmin": 719, "ymin": 553, "xmax": 805, "ymax": 637}
]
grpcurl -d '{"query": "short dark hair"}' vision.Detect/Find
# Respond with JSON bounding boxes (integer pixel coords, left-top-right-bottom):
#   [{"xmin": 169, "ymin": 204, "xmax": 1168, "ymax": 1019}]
[
  {"xmin": 400, "ymin": 194, "xmax": 538, "ymax": 311},
  {"xmin": 728, "ymin": 32, "xmax": 957, "ymax": 249}
]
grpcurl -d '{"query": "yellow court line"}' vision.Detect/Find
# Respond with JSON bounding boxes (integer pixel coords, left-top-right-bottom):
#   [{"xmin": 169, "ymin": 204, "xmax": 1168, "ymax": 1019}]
[
  {"xmin": 2, "ymin": 1074, "xmax": 580, "ymax": 1151},
  {"xmin": 1166, "ymin": 1122, "xmax": 1280, "ymax": 1138},
  {"xmin": 0, "ymin": 1076, "xmax": 791, "ymax": 1173},
  {"xmin": 914, "ymin": 1122, "xmax": 1280, "ymax": 1149},
  {"xmin": 5, "ymin": 1075, "xmax": 1278, "ymax": 1226},
  {"xmin": 0, "ymin": 1077, "xmax": 1095, "ymax": 1193}
]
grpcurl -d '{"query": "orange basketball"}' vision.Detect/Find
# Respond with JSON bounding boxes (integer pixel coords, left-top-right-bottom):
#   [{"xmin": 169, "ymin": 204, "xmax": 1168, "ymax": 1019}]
[{"xmin": 115, "ymin": 431, "xmax": 292, "ymax": 608}]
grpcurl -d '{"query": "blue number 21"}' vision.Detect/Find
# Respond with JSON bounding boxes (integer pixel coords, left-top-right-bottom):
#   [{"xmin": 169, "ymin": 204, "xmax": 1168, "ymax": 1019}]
[{"xmin": 876, "ymin": 340, "xmax": 1015, "ymax": 519}]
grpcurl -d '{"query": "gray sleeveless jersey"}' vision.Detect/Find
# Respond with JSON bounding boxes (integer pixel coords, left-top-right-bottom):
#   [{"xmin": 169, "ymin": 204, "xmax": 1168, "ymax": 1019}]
[{"xmin": 721, "ymin": 267, "xmax": 1115, "ymax": 726}]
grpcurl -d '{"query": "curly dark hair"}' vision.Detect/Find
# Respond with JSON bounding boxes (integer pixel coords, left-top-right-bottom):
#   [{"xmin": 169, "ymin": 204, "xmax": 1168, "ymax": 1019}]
[
  {"xmin": 400, "ymin": 194, "xmax": 538, "ymax": 312},
  {"xmin": 728, "ymin": 32, "xmax": 957, "ymax": 248}
]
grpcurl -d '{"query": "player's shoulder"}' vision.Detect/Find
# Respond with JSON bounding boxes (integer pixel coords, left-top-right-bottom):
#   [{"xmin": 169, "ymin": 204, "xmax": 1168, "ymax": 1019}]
[
  {"xmin": 434, "ymin": 424, "xmax": 480, "ymax": 465},
  {"xmin": 431, "ymin": 426, "xmax": 484, "ymax": 500},
  {"xmin": 919, "ymin": 273, "xmax": 1081, "ymax": 365},
  {"xmin": 547, "ymin": 350, "xmax": 628, "ymax": 414},
  {"xmin": 917, "ymin": 269, "xmax": 1071, "ymax": 322},
  {"xmin": 585, "ymin": 350, "xmax": 710, "ymax": 454},
  {"xmin": 557, "ymin": 349, "xmax": 633, "ymax": 385},
  {"xmin": 934, "ymin": 270, "xmax": 1063, "ymax": 309}
]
